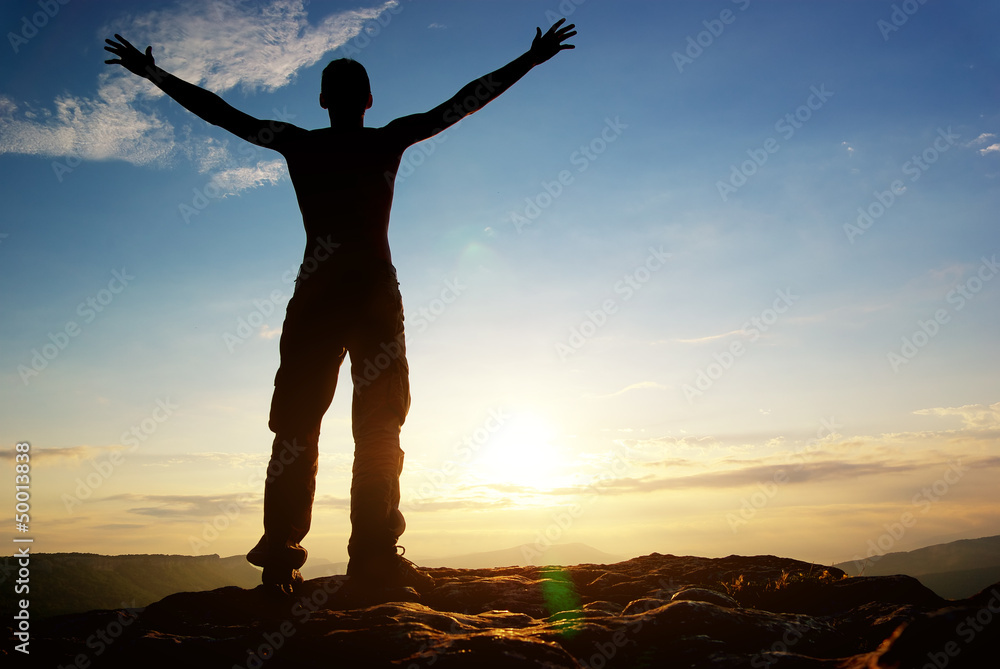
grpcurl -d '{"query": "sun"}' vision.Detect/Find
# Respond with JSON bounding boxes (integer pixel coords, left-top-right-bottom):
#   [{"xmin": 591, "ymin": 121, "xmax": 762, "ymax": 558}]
[{"xmin": 470, "ymin": 411, "xmax": 571, "ymax": 491}]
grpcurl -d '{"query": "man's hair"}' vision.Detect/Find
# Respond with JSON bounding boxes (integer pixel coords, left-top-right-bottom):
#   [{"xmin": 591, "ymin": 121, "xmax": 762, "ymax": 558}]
[{"xmin": 321, "ymin": 58, "xmax": 371, "ymax": 115}]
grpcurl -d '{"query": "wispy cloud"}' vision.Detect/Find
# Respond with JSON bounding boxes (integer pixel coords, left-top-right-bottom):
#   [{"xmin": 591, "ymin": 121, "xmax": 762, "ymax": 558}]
[
  {"xmin": 259, "ymin": 323, "xmax": 283, "ymax": 340},
  {"xmin": 106, "ymin": 0, "xmax": 397, "ymax": 95},
  {"xmin": 0, "ymin": 444, "xmax": 126, "ymax": 463},
  {"xmin": 406, "ymin": 498, "xmax": 515, "ymax": 513},
  {"xmin": 103, "ymin": 492, "xmax": 259, "ymax": 519},
  {"xmin": 0, "ymin": 86, "xmax": 177, "ymax": 166},
  {"xmin": 212, "ymin": 158, "xmax": 287, "ymax": 193},
  {"xmin": 0, "ymin": 0, "xmax": 398, "ymax": 192},
  {"xmin": 91, "ymin": 523, "xmax": 148, "ymax": 531},
  {"xmin": 312, "ymin": 495, "xmax": 351, "ymax": 510},
  {"xmin": 674, "ymin": 329, "xmax": 744, "ymax": 344},
  {"xmin": 594, "ymin": 458, "xmax": 951, "ymax": 495},
  {"xmin": 914, "ymin": 401, "xmax": 1000, "ymax": 430},
  {"xmin": 967, "ymin": 133, "xmax": 999, "ymax": 156},
  {"xmin": 586, "ymin": 381, "xmax": 669, "ymax": 399},
  {"xmin": 968, "ymin": 132, "xmax": 996, "ymax": 146}
]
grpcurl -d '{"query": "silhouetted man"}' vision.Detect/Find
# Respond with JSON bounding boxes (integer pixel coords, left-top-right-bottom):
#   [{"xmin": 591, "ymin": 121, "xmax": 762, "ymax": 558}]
[{"xmin": 105, "ymin": 18, "xmax": 576, "ymax": 594}]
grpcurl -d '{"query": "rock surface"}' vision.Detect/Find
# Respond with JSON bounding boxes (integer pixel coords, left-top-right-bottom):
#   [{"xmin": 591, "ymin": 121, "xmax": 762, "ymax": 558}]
[{"xmin": 16, "ymin": 553, "xmax": 1000, "ymax": 668}]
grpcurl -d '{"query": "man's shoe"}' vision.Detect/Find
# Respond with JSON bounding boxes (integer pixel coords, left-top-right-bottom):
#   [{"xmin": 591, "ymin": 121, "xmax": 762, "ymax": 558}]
[
  {"xmin": 247, "ymin": 535, "xmax": 308, "ymax": 569},
  {"xmin": 260, "ymin": 566, "xmax": 304, "ymax": 596},
  {"xmin": 248, "ymin": 536, "xmax": 308, "ymax": 594},
  {"xmin": 347, "ymin": 546, "xmax": 434, "ymax": 593}
]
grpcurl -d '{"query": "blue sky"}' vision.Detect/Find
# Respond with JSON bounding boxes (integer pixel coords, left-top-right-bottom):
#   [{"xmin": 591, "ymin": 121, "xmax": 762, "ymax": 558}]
[{"xmin": 1, "ymin": 0, "xmax": 998, "ymax": 566}]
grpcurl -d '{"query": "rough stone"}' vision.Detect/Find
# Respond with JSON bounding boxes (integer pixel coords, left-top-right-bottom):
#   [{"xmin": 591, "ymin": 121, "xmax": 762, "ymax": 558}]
[{"xmin": 20, "ymin": 553, "xmax": 1000, "ymax": 668}]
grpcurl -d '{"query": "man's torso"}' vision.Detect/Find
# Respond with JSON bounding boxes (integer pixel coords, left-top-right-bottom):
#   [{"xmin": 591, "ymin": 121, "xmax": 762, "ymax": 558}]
[{"xmin": 277, "ymin": 126, "xmax": 408, "ymax": 268}]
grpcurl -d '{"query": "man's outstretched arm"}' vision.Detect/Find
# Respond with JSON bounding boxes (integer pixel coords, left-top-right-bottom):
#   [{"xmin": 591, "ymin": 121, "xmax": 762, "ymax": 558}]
[
  {"xmin": 104, "ymin": 34, "xmax": 302, "ymax": 148},
  {"xmin": 386, "ymin": 19, "xmax": 576, "ymax": 146}
]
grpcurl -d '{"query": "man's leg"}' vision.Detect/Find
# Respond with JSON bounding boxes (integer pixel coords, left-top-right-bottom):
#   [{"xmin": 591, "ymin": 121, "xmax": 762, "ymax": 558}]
[
  {"xmin": 248, "ymin": 286, "xmax": 346, "ymax": 584},
  {"xmin": 249, "ymin": 433, "xmax": 318, "ymax": 573},
  {"xmin": 346, "ymin": 270, "xmax": 410, "ymax": 562},
  {"xmin": 346, "ymin": 269, "xmax": 434, "ymax": 591}
]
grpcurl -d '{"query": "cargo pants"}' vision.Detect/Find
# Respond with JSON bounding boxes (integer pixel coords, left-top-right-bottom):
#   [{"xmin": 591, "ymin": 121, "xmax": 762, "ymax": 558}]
[{"xmin": 249, "ymin": 260, "xmax": 410, "ymax": 571}]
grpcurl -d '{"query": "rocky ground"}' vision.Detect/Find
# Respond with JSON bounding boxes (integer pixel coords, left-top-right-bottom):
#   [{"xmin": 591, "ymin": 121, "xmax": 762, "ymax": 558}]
[{"xmin": 15, "ymin": 553, "xmax": 1000, "ymax": 668}]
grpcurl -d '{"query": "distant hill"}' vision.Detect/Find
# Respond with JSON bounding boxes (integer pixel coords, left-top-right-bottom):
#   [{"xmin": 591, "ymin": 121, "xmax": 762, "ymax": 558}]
[
  {"xmin": 0, "ymin": 553, "xmax": 261, "ymax": 619},
  {"xmin": 834, "ymin": 535, "xmax": 1000, "ymax": 599},
  {"xmin": 300, "ymin": 557, "xmax": 347, "ymax": 581},
  {"xmin": 915, "ymin": 565, "xmax": 1000, "ymax": 600},
  {"xmin": 420, "ymin": 542, "xmax": 624, "ymax": 569}
]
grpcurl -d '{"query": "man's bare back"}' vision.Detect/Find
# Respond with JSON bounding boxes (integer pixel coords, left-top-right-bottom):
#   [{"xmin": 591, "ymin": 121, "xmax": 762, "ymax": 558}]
[{"xmin": 277, "ymin": 126, "xmax": 410, "ymax": 264}]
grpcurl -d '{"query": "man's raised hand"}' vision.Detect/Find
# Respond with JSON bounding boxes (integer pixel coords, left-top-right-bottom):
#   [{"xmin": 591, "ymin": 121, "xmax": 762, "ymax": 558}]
[
  {"xmin": 529, "ymin": 18, "xmax": 577, "ymax": 66},
  {"xmin": 104, "ymin": 34, "xmax": 157, "ymax": 79}
]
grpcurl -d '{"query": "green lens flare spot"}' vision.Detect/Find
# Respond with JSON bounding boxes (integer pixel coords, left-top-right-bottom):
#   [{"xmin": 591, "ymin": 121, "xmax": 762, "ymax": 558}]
[{"xmin": 540, "ymin": 566, "xmax": 582, "ymax": 638}]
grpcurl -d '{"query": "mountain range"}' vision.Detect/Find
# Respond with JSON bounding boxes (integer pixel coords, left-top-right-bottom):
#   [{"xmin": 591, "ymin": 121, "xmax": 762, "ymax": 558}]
[
  {"xmin": 5, "ymin": 535, "xmax": 998, "ymax": 621},
  {"xmin": 833, "ymin": 534, "xmax": 1000, "ymax": 599}
]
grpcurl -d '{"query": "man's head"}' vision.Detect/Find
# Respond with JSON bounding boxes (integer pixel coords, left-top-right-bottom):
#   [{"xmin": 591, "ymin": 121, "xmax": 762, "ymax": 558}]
[{"xmin": 320, "ymin": 58, "xmax": 372, "ymax": 120}]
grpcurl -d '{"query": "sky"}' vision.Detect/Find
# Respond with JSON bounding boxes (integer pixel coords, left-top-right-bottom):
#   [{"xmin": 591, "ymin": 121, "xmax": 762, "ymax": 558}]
[{"xmin": 1, "ymin": 0, "xmax": 998, "ymax": 570}]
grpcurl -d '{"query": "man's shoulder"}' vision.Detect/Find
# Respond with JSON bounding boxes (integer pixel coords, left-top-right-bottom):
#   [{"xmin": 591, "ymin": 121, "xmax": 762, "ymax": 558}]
[
  {"xmin": 283, "ymin": 125, "xmax": 406, "ymax": 150},
  {"xmin": 276, "ymin": 126, "xmax": 409, "ymax": 169},
  {"xmin": 287, "ymin": 126, "xmax": 399, "ymax": 138}
]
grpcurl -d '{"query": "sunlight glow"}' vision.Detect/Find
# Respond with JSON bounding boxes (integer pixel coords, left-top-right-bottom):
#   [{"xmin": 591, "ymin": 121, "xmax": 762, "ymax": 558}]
[{"xmin": 470, "ymin": 411, "xmax": 573, "ymax": 491}]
